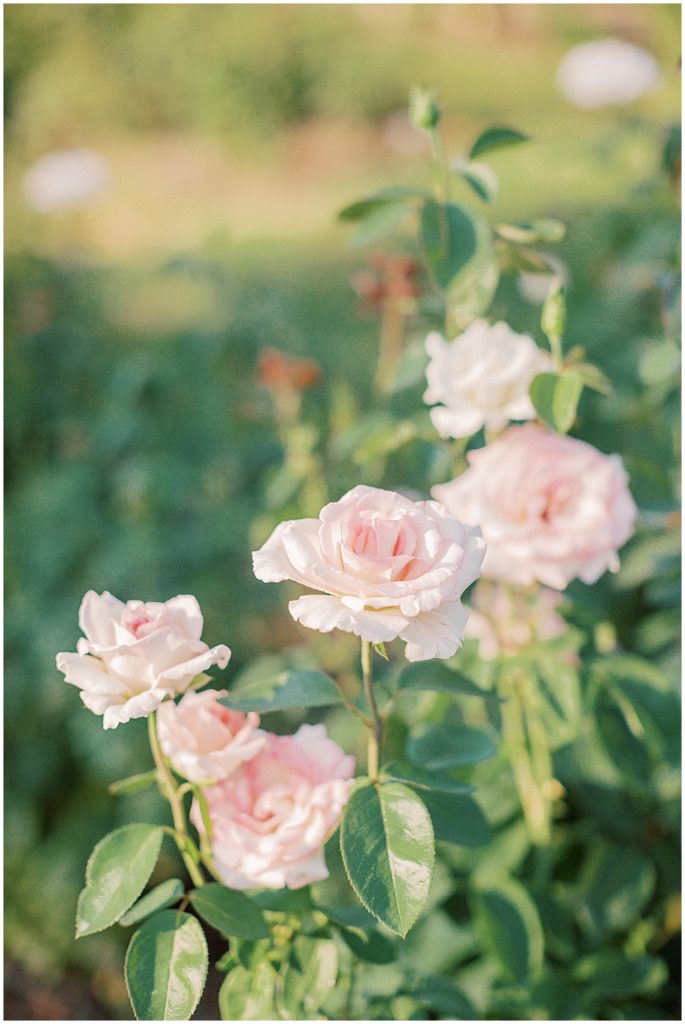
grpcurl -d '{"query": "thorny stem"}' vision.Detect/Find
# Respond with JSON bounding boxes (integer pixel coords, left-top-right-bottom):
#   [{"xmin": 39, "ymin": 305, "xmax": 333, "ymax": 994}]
[
  {"xmin": 148, "ymin": 713, "xmax": 205, "ymax": 888},
  {"xmin": 361, "ymin": 641, "xmax": 382, "ymax": 779}
]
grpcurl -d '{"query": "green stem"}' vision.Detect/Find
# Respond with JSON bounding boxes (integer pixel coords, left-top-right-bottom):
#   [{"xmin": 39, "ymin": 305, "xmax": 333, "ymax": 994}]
[
  {"xmin": 500, "ymin": 672, "xmax": 550, "ymax": 847},
  {"xmin": 148, "ymin": 713, "xmax": 205, "ymax": 888},
  {"xmin": 429, "ymin": 126, "xmax": 451, "ymax": 203},
  {"xmin": 361, "ymin": 641, "xmax": 382, "ymax": 779}
]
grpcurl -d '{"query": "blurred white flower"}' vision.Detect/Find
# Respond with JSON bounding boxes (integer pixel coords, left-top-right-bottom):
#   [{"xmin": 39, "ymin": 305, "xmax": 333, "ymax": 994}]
[
  {"xmin": 22, "ymin": 149, "xmax": 110, "ymax": 213},
  {"xmin": 556, "ymin": 38, "xmax": 661, "ymax": 109}
]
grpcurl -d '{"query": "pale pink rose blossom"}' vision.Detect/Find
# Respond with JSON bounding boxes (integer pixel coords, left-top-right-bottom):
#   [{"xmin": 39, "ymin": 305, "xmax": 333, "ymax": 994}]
[
  {"xmin": 423, "ymin": 320, "xmax": 552, "ymax": 439},
  {"xmin": 56, "ymin": 592, "xmax": 230, "ymax": 729},
  {"xmin": 252, "ymin": 484, "xmax": 485, "ymax": 662},
  {"xmin": 193, "ymin": 724, "xmax": 355, "ymax": 890},
  {"xmin": 433, "ymin": 424, "xmax": 637, "ymax": 591},
  {"xmin": 466, "ymin": 581, "xmax": 568, "ymax": 660},
  {"xmin": 157, "ymin": 689, "xmax": 265, "ymax": 784}
]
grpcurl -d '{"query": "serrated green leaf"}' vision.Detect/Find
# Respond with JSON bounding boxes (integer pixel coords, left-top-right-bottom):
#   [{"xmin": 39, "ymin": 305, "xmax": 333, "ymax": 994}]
[
  {"xmin": 406, "ymin": 723, "xmax": 496, "ymax": 770},
  {"xmin": 220, "ymin": 669, "xmax": 344, "ymax": 714},
  {"xmin": 420, "ymin": 200, "xmax": 479, "ymax": 291},
  {"xmin": 119, "ymin": 878, "xmax": 185, "ymax": 927},
  {"xmin": 381, "ymin": 760, "xmax": 475, "ymax": 795},
  {"xmin": 108, "ymin": 770, "xmax": 159, "ymax": 796},
  {"xmin": 219, "ymin": 961, "xmax": 277, "ymax": 1020},
  {"xmin": 125, "ymin": 910, "xmax": 208, "ymax": 1021},
  {"xmin": 469, "ymin": 125, "xmax": 529, "ymax": 159},
  {"xmin": 395, "ymin": 660, "xmax": 500, "ymax": 700},
  {"xmin": 190, "ymin": 884, "xmax": 268, "ymax": 940},
  {"xmin": 340, "ymin": 780, "xmax": 434, "ymax": 937},
  {"xmin": 529, "ymin": 370, "xmax": 583, "ymax": 434},
  {"xmin": 472, "ymin": 878, "xmax": 544, "ymax": 984},
  {"xmin": 76, "ymin": 824, "xmax": 163, "ymax": 938}
]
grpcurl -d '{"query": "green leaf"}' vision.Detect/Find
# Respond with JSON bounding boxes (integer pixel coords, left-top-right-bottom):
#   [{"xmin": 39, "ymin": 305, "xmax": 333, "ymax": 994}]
[
  {"xmin": 125, "ymin": 910, "xmax": 208, "ymax": 1021},
  {"xmin": 340, "ymin": 780, "xmax": 434, "ymax": 937},
  {"xmin": 472, "ymin": 878, "xmax": 544, "ymax": 984},
  {"xmin": 469, "ymin": 125, "xmax": 529, "ymax": 159},
  {"xmin": 529, "ymin": 370, "xmax": 583, "ymax": 434},
  {"xmin": 119, "ymin": 879, "xmax": 185, "ymax": 927},
  {"xmin": 573, "ymin": 951, "xmax": 668, "ymax": 1002},
  {"xmin": 420, "ymin": 200, "xmax": 478, "ymax": 290},
  {"xmin": 395, "ymin": 660, "xmax": 500, "ymax": 700},
  {"xmin": 412, "ymin": 975, "xmax": 476, "ymax": 1018},
  {"xmin": 220, "ymin": 668, "xmax": 344, "ymax": 714},
  {"xmin": 406, "ymin": 723, "xmax": 496, "ymax": 770},
  {"xmin": 76, "ymin": 824, "xmax": 163, "ymax": 938},
  {"xmin": 577, "ymin": 842, "xmax": 656, "ymax": 941},
  {"xmin": 340, "ymin": 925, "xmax": 397, "ymax": 964},
  {"xmin": 338, "ymin": 186, "xmax": 429, "ymax": 221},
  {"xmin": 219, "ymin": 961, "xmax": 277, "ymax": 1020},
  {"xmin": 253, "ymin": 887, "xmax": 313, "ymax": 913},
  {"xmin": 190, "ymin": 884, "xmax": 268, "ymax": 940},
  {"xmin": 422, "ymin": 792, "xmax": 492, "ymax": 848},
  {"xmin": 280, "ymin": 936, "xmax": 338, "ymax": 1018},
  {"xmin": 446, "ymin": 209, "xmax": 499, "ymax": 331},
  {"xmin": 594, "ymin": 686, "xmax": 651, "ymax": 784},
  {"xmin": 381, "ymin": 760, "xmax": 475, "ymax": 795},
  {"xmin": 456, "ymin": 161, "xmax": 499, "ymax": 203},
  {"xmin": 349, "ymin": 202, "xmax": 414, "ymax": 249},
  {"xmin": 108, "ymin": 770, "xmax": 159, "ymax": 797},
  {"xmin": 495, "ymin": 219, "xmax": 566, "ymax": 245}
]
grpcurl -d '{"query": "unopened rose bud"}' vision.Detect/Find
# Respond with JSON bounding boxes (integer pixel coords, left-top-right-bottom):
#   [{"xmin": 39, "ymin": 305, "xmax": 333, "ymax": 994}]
[{"xmin": 409, "ymin": 88, "xmax": 441, "ymax": 132}]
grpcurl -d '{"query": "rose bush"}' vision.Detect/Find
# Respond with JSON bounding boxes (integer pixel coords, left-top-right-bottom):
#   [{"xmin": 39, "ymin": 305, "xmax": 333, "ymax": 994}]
[
  {"xmin": 423, "ymin": 320, "xmax": 552, "ymax": 438},
  {"xmin": 55, "ymin": 591, "xmax": 231, "ymax": 729},
  {"xmin": 157, "ymin": 689, "xmax": 265, "ymax": 784},
  {"xmin": 192, "ymin": 723, "xmax": 355, "ymax": 890},
  {"xmin": 433, "ymin": 424, "xmax": 638, "ymax": 590},
  {"xmin": 253, "ymin": 483, "xmax": 485, "ymax": 661}
]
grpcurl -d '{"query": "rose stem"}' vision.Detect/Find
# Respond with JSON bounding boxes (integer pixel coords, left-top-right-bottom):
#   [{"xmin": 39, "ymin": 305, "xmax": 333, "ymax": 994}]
[
  {"xmin": 361, "ymin": 640, "xmax": 382, "ymax": 780},
  {"xmin": 148, "ymin": 712, "xmax": 206, "ymax": 888},
  {"xmin": 500, "ymin": 669, "xmax": 550, "ymax": 847}
]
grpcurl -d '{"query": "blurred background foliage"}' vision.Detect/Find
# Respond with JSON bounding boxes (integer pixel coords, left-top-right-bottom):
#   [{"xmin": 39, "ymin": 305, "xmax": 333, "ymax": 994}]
[{"xmin": 4, "ymin": 2, "xmax": 681, "ymax": 1020}]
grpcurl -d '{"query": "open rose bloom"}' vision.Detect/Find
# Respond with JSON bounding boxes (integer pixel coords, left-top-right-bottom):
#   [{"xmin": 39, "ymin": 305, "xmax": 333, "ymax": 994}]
[
  {"xmin": 56, "ymin": 592, "xmax": 231, "ymax": 729},
  {"xmin": 193, "ymin": 724, "xmax": 355, "ymax": 890},
  {"xmin": 423, "ymin": 320, "xmax": 552, "ymax": 439},
  {"xmin": 253, "ymin": 484, "xmax": 485, "ymax": 661},
  {"xmin": 157, "ymin": 689, "xmax": 265, "ymax": 784},
  {"xmin": 433, "ymin": 424, "xmax": 637, "ymax": 591}
]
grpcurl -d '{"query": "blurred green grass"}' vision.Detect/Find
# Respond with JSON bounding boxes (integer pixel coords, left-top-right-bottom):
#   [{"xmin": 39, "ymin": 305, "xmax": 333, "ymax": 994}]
[{"xmin": 4, "ymin": 3, "xmax": 680, "ymax": 1019}]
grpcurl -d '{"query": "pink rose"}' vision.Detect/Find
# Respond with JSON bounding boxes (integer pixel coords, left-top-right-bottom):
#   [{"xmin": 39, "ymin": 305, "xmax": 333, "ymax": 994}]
[
  {"xmin": 466, "ymin": 581, "xmax": 568, "ymax": 660},
  {"xmin": 193, "ymin": 724, "xmax": 355, "ymax": 890},
  {"xmin": 252, "ymin": 484, "xmax": 485, "ymax": 662},
  {"xmin": 433, "ymin": 424, "xmax": 637, "ymax": 590},
  {"xmin": 56, "ymin": 591, "xmax": 231, "ymax": 729},
  {"xmin": 157, "ymin": 689, "xmax": 265, "ymax": 784}
]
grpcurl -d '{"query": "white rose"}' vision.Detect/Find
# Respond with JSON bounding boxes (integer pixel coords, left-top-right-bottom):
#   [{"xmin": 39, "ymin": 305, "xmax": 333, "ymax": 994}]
[
  {"xmin": 423, "ymin": 320, "xmax": 552, "ymax": 439},
  {"xmin": 22, "ymin": 149, "xmax": 110, "ymax": 214},
  {"xmin": 56, "ymin": 591, "xmax": 231, "ymax": 729},
  {"xmin": 556, "ymin": 38, "xmax": 661, "ymax": 109},
  {"xmin": 253, "ymin": 484, "xmax": 485, "ymax": 662}
]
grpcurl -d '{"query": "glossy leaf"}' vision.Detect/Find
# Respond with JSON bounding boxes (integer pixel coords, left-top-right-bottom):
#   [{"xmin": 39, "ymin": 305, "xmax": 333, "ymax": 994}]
[
  {"xmin": 76, "ymin": 824, "xmax": 163, "ymax": 938},
  {"xmin": 530, "ymin": 370, "xmax": 583, "ymax": 434},
  {"xmin": 340, "ymin": 780, "xmax": 434, "ymax": 937},
  {"xmin": 220, "ymin": 668, "xmax": 344, "ymax": 714},
  {"xmin": 407, "ymin": 723, "xmax": 496, "ymax": 770},
  {"xmin": 125, "ymin": 910, "xmax": 208, "ymax": 1021},
  {"xmin": 119, "ymin": 878, "xmax": 185, "ymax": 927},
  {"xmin": 469, "ymin": 125, "xmax": 529, "ymax": 159},
  {"xmin": 422, "ymin": 791, "xmax": 492, "ymax": 848},
  {"xmin": 395, "ymin": 660, "xmax": 500, "ymax": 700},
  {"xmin": 472, "ymin": 878, "xmax": 544, "ymax": 984},
  {"xmin": 280, "ymin": 936, "xmax": 338, "ymax": 1018},
  {"xmin": 420, "ymin": 200, "xmax": 478, "ymax": 290},
  {"xmin": 219, "ymin": 961, "xmax": 277, "ymax": 1021},
  {"xmin": 108, "ymin": 770, "xmax": 159, "ymax": 796},
  {"xmin": 382, "ymin": 760, "xmax": 475, "ymax": 795},
  {"xmin": 340, "ymin": 925, "xmax": 397, "ymax": 964},
  {"xmin": 190, "ymin": 884, "xmax": 268, "ymax": 940}
]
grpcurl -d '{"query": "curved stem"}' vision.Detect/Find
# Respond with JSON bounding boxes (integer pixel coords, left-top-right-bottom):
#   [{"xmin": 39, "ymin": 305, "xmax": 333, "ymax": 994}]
[
  {"xmin": 148, "ymin": 713, "xmax": 205, "ymax": 888},
  {"xmin": 361, "ymin": 641, "xmax": 382, "ymax": 779}
]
